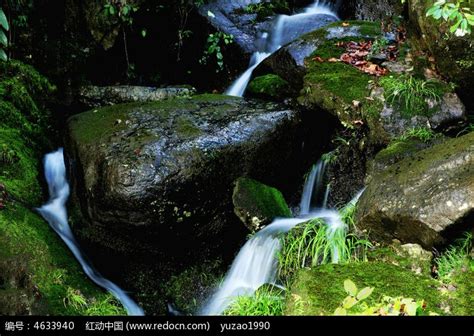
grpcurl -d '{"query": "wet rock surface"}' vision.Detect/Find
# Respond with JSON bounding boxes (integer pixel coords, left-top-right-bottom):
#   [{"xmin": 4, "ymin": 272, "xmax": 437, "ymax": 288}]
[
  {"xmin": 67, "ymin": 94, "xmax": 334, "ymax": 261},
  {"xmin": 78, "ymin": 86, "xmax": 196, "ymax": 109},
  {"xmin": 357, "ymin": 132, "xmax": 474, "ymax": 248}
]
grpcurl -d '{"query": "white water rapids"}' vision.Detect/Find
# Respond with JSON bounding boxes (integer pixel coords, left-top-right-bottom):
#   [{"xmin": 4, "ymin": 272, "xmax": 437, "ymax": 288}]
[
  {"xmin": 225, "ymin": 0, "xmax": 339, "ymax": 97},
  {"xmin": 37, "ymin": 149, "xmax": 144, "ymax": 316},
  {"xmin": 201, "ymin": 160, "xmax": 360, "ymax": 315}
]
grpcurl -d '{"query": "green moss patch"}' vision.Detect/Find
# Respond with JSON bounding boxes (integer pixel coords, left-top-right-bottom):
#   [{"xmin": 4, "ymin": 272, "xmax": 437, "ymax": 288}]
[
  {"xmin": 0, "ymin": 61, "xmax": 123, "ymax": 315},
  {"xmin": 248, "ymin": 74, "xmax": 291, "ymax": 100},
  {"xmin": 233, "ymin": 177, "xmax": 291, "ymax": 231},
  {"xmin": 285, "ymin": 262, "xmax": 444, "ymax": 315}
]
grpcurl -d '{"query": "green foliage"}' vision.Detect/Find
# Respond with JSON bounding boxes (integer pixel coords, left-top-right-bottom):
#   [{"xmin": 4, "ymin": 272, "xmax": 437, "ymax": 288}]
[
  {"xmin": 426, "ymin": 0, "xmax": 474, "ymax": 36},
  {"xmin": 380, "ymin": 75, "xmax": 445, "ymax": 117},
  {"xmin": 85, "ymin": 295, "xmax": 126, "ymax": 316},
  {"xmin": 103, "ymin": 1, "xmax": 139, "ymax": 25},
  {"xmin": 278, "ymin": 218, "xmax": 371, "ymax": 277},
  {"xmin": 200, "ymin": 32, "xmax": 234, "ymax": 72},
  {"xmin": 224, "ymin": 288, "xmax": 284, "ymax": 316},
  {"xmin": 397, "ymin": 127, "xmax": 439, "ymax": 143},
  {"xmin": 64, "ymin": 288, "xmax": 88, "ymax": 310},
  {"xmin": 369, "ymin": 37, "xmax": 388, "ymax": 57},
  {"xmin": 321, "ymin": 151, "xmax": 338, "ymax": 165},
  {"xmin": 0, "ymin": 6, "xmax": 9, "ymax": 61},
  {"xmin": 247, "ymin": 74, "xmax": 290, "ymax": 99},
  {"xmin": 334, "ymin": 279, "xmax": 430, "ymax": 316},
  {"xmin": 243, "ymin": 1, "xmax": 289, "ymax": 20},
  {"xmin": 0, "ymin": 60, "xmax": 55, "ymax": 141},
  {"xmin": 0, "ymin": 142, "xmax": 19, "ymax": 165},
  {"xmin": 285, "ymin": 263, "xmax": 444, "ymax": 315},
  {"xmin": 435, "ymin": 232, "xmax": 473, "ymax": 281}
]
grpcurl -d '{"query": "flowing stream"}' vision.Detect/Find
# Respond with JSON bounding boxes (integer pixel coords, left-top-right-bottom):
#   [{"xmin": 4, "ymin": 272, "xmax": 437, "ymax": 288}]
[
  {"xmin": 201, "ymin": 160, "xmax": 358, "ymax": 315},
  {"xmin": 37, "ymin": 149, "xmax": 144, "ymax": 316},
  {"xmin": 225, "ymin": 0, "xmax": 339, "ymax": 97}
]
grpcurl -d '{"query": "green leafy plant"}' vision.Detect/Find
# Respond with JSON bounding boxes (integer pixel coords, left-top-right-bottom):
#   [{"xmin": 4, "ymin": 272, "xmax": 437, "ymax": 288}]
[
  {"xmin": 63, "ymin": 288, "xmax": 88, "ymax": 310},
  {"xmin": 103, "ymin": 1, "xmax": 140, "ymax": 75},
  {"xmin": 426, "ymin": 0, "xmax": 474, "ymax": 36},
  {"xmin": 85, "ymin": 295, "xmax": 126, "ymax": 316},
  {"xmin": 380, "ymin": 75, "xmax": 444, "ymax": 117},
  {"xmin": 200, "ymin": 32, "xmax": 234, "ymax": 72},
  {"xmin": 321, "ymin": 151, "xmax": 338, "ymax": 165},
  {"xmin": 334, "ymin": 279, "xmax": 430, "ymax": 316},
  {"xmin": 278, "ymin": 218, "xmax": 371, "ymax": 277},
  {"xmin": 0, "ymin": 143, "xmax": 19, "ymax": 165},
  {"xmin": 0, "ymin": 6, "xmax": 9, "ymax": 61},
  {"xmin": 398, "ymin": 127, "xmax": 439, "ymax": 143},
  {"xmin": 369, "ymin": 37, "xmax": 389, "ymax": 57},
  {"xmin": 435, "ymin": 232, "xmax": 473, "ymax": 281},
  {"xmin": 224, "ymin": 288, "xmax": 284, "ymax": 316}
]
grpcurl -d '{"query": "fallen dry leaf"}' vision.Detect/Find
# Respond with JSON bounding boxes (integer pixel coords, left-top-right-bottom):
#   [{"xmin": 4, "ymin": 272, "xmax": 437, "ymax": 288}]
[
  {"xmin": 342, "ymin": 22, "xmax": 350, "ymax": 27},
  {"xmin": 313, "ymin": 56, "xmax": 324, "ymax": 63},
  {"xmin": 328, "ymin": 57, "xmax": 340, "ymax": 63}
]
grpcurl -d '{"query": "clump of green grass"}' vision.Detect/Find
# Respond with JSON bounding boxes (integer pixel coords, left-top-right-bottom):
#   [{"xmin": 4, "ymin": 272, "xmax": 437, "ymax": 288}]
[
  {"xmin": 398, "ymin": 127, "xmax": 439, "ymax": 143},
  {"xmin": 224, "ymin": 288, "xmax": 284, "ymax": 316},
  {"xmin": 380, "ymin": 75, "xmax": 445, "ymax": 117},
  {"xmin": 278, "ymin": 217, "xmax": 371, "ymax": 277},
  {"xmin": 435, "ymin": 232, "xmax": 473, "ymax": 282},
  {"xmin": 85, "ymin": 295, "xmax": 126, "ymax": 316}
]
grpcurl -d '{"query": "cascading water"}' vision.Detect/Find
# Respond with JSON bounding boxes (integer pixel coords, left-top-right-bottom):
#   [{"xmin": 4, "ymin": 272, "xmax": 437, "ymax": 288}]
[
  {"xmin": 37, "ymin": 149, "xmax": 144, "ymax": 316},
  {"xmin": 201, "ymin": 160, "xmax": 357, "ymax": 315},
  {"xmin": 225, "ymin": 0, "xmax": 339, "ymax": 97}
]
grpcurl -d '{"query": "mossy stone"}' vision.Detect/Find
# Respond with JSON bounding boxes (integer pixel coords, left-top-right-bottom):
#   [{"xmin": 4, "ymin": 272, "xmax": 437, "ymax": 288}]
[
  {"xmin": 285, "ymin": 262, "xmax": 444, "ymax": 315},
  {"xmin": 248, "ymin": 74, "xmax": 291, "ymax": 101},
  {"xmin": 233, "ymin": 177, "xmax": 292, "ymax": 232}
]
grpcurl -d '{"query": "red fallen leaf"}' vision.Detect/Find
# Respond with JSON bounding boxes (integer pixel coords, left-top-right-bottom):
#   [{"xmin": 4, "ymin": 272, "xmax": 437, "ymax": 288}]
[
  {"xmin": 340, "ymin": 53, "xmax": 352, "ymax": 63},
  {"xmin": 313, "ymin": 56, "xmax": 324, "ymax": 62},
  {"xmin": 355, "ymin": 60, "xmax": 367, "ymax": 66},
  {"xmin": 354, "ymin": 50, "xmax": 369, "ymax": 57}
]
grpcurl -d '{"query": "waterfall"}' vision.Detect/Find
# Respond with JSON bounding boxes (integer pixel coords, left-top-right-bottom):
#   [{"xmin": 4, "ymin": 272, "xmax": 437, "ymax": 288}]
[
  {"xmin": 225, "ymin": 0, "xmax": 339, "ymax": 97},
  {"xmin": 37, "ymin": 149, "xmax": 144, "ymax": 316},
  {"xmin": 299, "ymin": 160, "xmax": 327, "ymax": 215},
  {"xmin": 201, "ymin": 159, "xmax": 357, "ymax": 315}
]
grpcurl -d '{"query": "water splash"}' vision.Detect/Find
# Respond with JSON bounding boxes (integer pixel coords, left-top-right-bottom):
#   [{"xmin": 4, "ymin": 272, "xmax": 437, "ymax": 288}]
[
  {"xmin": 37, "ymin": 149, "xmax": 144, "ymax": 316},
  {"xmin": 225, "ymin": 0, "xmax": 339, "ymax": 97}
]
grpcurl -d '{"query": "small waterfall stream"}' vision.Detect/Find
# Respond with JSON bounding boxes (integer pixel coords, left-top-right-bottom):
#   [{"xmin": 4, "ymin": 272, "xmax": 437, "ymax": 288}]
[
  {"xmin": 201, "ymin": 160, "xmax": 356, "ymax": 315},
  {"xmin": 225, "ymin": 0, "xmax": 339, "ymax": 97},
  {"xmin": 38, "ymin": 149, "xmax": 144, "ymax": 316}
]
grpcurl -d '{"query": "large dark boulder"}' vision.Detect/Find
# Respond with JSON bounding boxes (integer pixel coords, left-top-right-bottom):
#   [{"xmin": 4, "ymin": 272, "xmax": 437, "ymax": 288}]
[
  {"xmin": 356, "ymin": 132, "xmax": 474, "ymax": 248},
  {"xmin": 66, "ymin": 94, "xmax": 334, "ymax": 261}
]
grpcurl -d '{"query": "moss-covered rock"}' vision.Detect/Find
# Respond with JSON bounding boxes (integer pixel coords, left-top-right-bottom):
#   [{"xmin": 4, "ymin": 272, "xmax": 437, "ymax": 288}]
[
  {"xmin": 285, "ymin": 262, "xmax": 444, "ymax": 315},
  {"xmin": 259, "ymin": 21, "xmax": 466, "ymax": 145},
  {"xmin": 366, "ymin": 133, "xmax": 447, "ymax": 183},
  {"xmin": 233, "ymin": 177, "xmax": 292, "ymax": 232},
  {"xmin": 247, "ymin": 74, "xmax": 291, "ymax": 101},
  {"xmin": 357, "ymin": 132, "xmax": 474, "ymax": 248},
  {"xmin": 0, "ymin": 61, "xmax": 123, "ymax": 315}
]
